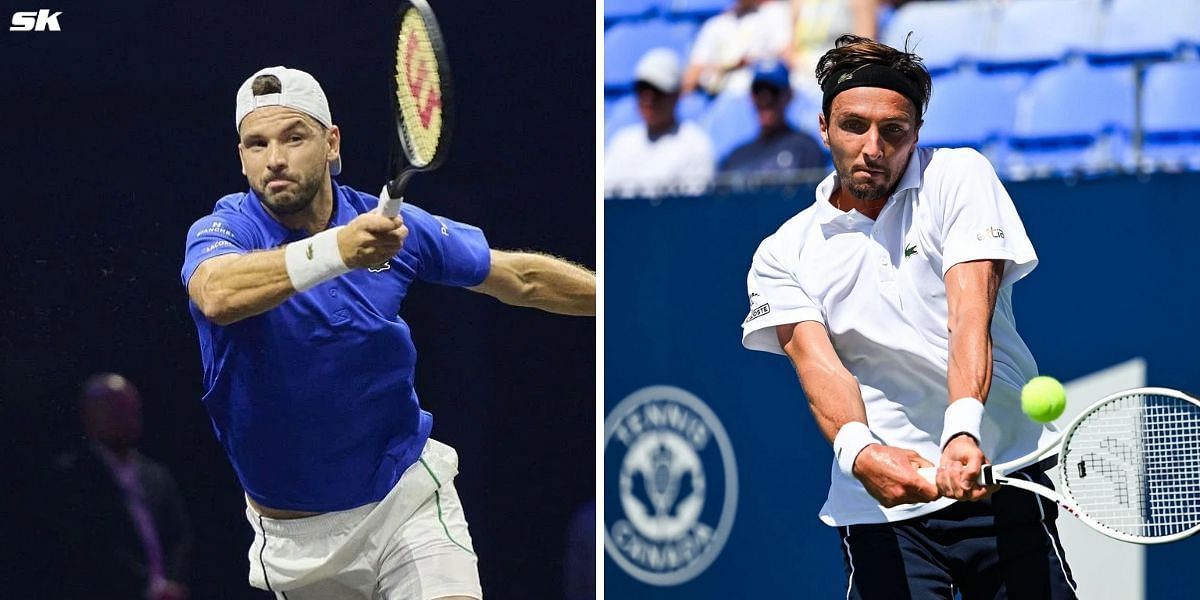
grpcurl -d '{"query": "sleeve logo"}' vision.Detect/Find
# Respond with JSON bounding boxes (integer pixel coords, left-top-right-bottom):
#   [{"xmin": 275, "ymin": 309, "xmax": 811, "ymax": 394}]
[
  {"xmin": 746, "ymin": 303, "xmax": 771, "ymax": 322},
  {"xmin": 201, "ymin": 240, "xmax": 233, "ymax": 253},
  {"xmin": 976, "ymin": 226, "xmax": 1005, "ymax": 241},
  {"xmin": 196, "ymin": 221, "xmax": 236, "ymax": 238}
]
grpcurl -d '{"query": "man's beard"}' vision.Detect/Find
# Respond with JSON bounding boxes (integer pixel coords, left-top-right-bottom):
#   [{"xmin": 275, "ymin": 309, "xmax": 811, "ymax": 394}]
[
  {"xmin": 847, "ymin": 178, "xmax": 889, "ymax": 201},
  {"xmin": 839, "ymin": 166, "xmax": 893, "ymax": 202},
  {"xmin": 257, "ymin": 175, "xmax": 322, "ymax": 215}
]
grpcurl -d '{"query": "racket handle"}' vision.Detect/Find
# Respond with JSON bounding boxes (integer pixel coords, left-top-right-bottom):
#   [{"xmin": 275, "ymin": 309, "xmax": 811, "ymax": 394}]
[
  {"xmin": 378, "ymin": 185, "xmax": 404, "ymax": 217},
  {"xmin": 916, "ymin": 465, "xmax": 994, "ymax": 486}
]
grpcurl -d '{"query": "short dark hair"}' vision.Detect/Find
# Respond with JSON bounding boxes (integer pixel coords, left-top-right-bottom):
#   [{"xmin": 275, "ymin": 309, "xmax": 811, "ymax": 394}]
[
  {"xmin": 815, "ymin": 34, "xmax": 932, "ymax": 118},
  {"xmin": 251, "ymin": 74, "xmax": 282, "ymax": 96},
  {"xmin": 247, "ymin": 74, "xmax": 325, "ymax": 131}
]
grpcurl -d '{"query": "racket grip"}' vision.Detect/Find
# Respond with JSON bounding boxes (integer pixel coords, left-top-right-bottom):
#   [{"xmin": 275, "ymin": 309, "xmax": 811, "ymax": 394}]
[
  {"xmin": 378, "ymin": 185, "xmax": 404, "ymax": 217},
  {"xmin": 917, "ymin": 465, "xmax": 995, "ymax": 485}
]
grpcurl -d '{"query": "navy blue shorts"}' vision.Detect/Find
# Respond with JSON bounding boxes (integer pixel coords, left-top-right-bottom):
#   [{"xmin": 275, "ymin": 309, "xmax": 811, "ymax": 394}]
[{"xmin": 837, "ymin": 467, "xmax": 1078, "ymax": 600}]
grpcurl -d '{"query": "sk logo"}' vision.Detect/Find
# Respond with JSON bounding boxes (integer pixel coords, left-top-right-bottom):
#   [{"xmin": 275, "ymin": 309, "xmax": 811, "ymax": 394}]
[
  {"xmin": 10, "ymin": 9, "xmax": 62, "ymax": 31},
  {"xmin": 368, "ymin": 263, "xmax": 392, "ymax": 273},
  {"xmin": 404, "ymin": 32, "xmax": 442, "ymax": 129},
  {"xmin": 904, "ymin": 244, "xmax": 918, "ymax": 258}
]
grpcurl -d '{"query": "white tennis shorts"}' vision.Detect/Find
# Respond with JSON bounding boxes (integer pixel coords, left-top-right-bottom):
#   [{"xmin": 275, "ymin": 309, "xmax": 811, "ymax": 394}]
[{"xmin": 245, "ymin": 439, "xmax": 482, "ymax": 600}]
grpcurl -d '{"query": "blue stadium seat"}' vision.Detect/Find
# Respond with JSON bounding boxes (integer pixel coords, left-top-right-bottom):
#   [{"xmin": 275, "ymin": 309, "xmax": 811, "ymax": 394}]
[
  {"xmin": 1141, "ymin": 61, "xmax": 1200, "ymax": 171},
  {"xmin": 604, "ymin": 94, "xmax": 617, "ymax": 121},
  {"xmin": 920, "ymin": 71, "xmax": 1028, "ymax": 150},
  {"xmin": 977, "ymin": 0, "xmax": 1103, "ymax": 72},
  {"xmin": 881, "ymin": 0, "xmax": 995, "ymax": 75},
  {"xmin": 679, "ymin": 91, "xmax": 711, "ymax": 124},
  {"xmin": 1085, "ymin": 0, "xmax": 1200, "ymax": 64},
  {"xmin": 605, "ymin": 94, "xmax": 640, "ymax": 144},
  {"xmin": 603, "ymin": 20, "xmax": 698, "ymax": 93},
  {"xmin": 784, "ymin": 93, "xmax": 831, "ymax": 170},
  {"xmin": 785, "ymin": 94, "xmax": 823, "ymax": 144},
  {"xmin": 699, "ymin": 89, "xmax": 759, "ymax": 162},
  {"xmin": 660, "ymin": 0, "xmax": 729, "ymax": 22},
  {"xmin": 1004, "ymin": 63, "xmax": 1135, "ymax": 177},
  {"xmin": 605, "ymin": 0, "xmax": 661, "ymax": 26}
]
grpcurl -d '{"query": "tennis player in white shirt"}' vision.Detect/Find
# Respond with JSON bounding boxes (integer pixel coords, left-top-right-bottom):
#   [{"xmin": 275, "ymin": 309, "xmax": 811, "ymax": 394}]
[{"xmin": 741, "ymin": 35, "xmax": 1077, "ymax": 599}]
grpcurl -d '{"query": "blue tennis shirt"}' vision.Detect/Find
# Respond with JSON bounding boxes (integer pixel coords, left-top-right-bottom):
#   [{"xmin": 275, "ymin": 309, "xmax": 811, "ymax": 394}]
[{"xmin": 181, "ymin": 183, "xmax": 490, "ymax": 511}]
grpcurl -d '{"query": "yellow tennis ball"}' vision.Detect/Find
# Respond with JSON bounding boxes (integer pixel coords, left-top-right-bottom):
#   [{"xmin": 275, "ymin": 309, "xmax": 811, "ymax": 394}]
[{"xmin": 1022, "ymin": 376, "xmax": 1067, "ymax": 423}]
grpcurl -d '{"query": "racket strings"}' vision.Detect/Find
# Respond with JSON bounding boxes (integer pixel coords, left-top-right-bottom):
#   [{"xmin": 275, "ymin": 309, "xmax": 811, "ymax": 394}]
[
  {"xmin": 394, "ymin": 9, "xmax": 443, "ymax": 167},
  {"xmin": 1062, "ymin": 393, "xmax": 1200, "ymax": 540}
]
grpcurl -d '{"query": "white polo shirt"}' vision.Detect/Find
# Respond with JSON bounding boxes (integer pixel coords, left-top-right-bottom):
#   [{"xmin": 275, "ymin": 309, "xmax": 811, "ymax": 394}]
[
  {"xmin": 741, "ymin": 147, "xmax": 1056, "ymax": 526},
  {"xmin": 688, "ymin": 0, "xmax": 793, "ymax": 94},
  {"xmin": 604, "ymin": 122, "xmax": 715, "ymax": 198}
]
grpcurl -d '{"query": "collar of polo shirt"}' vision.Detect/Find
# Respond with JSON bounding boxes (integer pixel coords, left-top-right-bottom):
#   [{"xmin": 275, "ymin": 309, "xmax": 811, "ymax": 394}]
[{"xmin": 817, "ymin": 150, "xmax": 925, "ymax": 238}]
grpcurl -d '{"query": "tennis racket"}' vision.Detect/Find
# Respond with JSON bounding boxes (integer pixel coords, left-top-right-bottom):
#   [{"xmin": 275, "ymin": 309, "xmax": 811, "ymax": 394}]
[
  {"xmin": 918, "ymin": 387, "xmax": 1200, "ymax": 544},
  {"xmin": 378, "ymin": 0, "xmax": 454, "ymax": 217}
]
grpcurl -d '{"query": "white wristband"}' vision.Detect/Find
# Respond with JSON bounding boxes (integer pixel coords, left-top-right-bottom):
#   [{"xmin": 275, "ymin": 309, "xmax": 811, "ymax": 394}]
[
  {"xmin": 833, "ymin": 422, "xmax": 881, "ymax": 477},
  {"xmin": 940, "ymin": 397, "xmax": 985, "ymax": 449},
  {"xmin": 284, "ymin": 226, "xmax": 351, "ymax": 292}
]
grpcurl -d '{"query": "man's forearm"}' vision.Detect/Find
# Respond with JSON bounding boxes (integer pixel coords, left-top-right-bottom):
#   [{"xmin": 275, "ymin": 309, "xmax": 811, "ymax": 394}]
[
  {"xmin": 522, "ymin": 253, "xmax": 596, "ymax": 316},
  {"xmin": 190, "ymin": 214, "xmax": 406, "ymax": 325},
  {"xmin": 189, "ymin": 249, "xmax": 295, "ymax": 325},
  {"xmin": 944, "ymin": 260, "xmax": 1004, "ymax": 406},
  {"xmin": 947, "ymin": 307, "xmax": 993, "ymax": 405},
  {"xmin": 799, "ymin": 360, "xmax": 869, "ymax": 445},
  {"xmin": 777, "ymin": 321, "xmax": 938, "ymax": 504},
  {"xmin": 777, "ymin": 322, "xmax": 868, "ymax": 444},
  {"xmin": 940, "ymin": 259, "xmax": 1003, "ymax": 455},
  {"xmin": 480, "ymin": 251, "xmax": 596, "ymax": 316}
]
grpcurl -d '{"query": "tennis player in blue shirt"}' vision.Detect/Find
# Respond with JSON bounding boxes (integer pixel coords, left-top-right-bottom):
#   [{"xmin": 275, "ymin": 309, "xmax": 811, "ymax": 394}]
[{"xmin": 181, "ymin": 66, "xmax": 595, "ymax": 600}]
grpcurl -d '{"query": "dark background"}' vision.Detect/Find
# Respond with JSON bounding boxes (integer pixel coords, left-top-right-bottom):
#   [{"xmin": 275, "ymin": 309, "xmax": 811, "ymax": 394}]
[{"xmin": 0, "ymin": 1, "xmax": 594, "ymax": 597}]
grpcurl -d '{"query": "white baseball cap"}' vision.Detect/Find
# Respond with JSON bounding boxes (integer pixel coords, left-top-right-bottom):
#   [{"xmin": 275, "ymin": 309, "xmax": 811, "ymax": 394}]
[
  {"xmin": 634, "ymin": 48, "xmax": 681, "ymax": 93},
  {"xmin": 235, "ymin": 66, "xmax": 342, "ymax": 176}
]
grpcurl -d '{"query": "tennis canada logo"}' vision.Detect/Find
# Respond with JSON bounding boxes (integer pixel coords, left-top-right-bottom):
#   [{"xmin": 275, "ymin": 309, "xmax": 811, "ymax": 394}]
[{"xmin": 604, "ymin": 385, "xmax": 738, "ymax": 586}]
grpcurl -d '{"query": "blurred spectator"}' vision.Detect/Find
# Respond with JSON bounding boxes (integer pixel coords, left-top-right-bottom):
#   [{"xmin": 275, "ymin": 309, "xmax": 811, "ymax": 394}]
[
  {"xmin": 564, "ymin": 500, "xmax": 595, "ymax": 600},
  {"xmin": 46, "ymin": 373, "xmax": 192, "ymax": 600},
  {"xmin": 789, "ymin": 0, "xmax": 882, "ymax": 96},
  {"xmin": 682, "ymin": 0, "xmax": 794, "ymax": 96},
  {"xmin": 605, "ymin": 48, "xmax": 716, "ymax": 198},
  {"xmin": 719, "ymin": 60, "xmax": 827, "ymax": 177}
]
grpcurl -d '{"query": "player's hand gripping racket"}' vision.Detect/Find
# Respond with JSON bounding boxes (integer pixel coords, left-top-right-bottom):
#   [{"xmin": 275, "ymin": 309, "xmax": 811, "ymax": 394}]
[
  {"xmin": 918, "ymin": 387, "xmax": 1200, "ymax": 544},
  {"xmin": 378, "ymin": 0, "xmax": 454, "ymax": 217}
]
